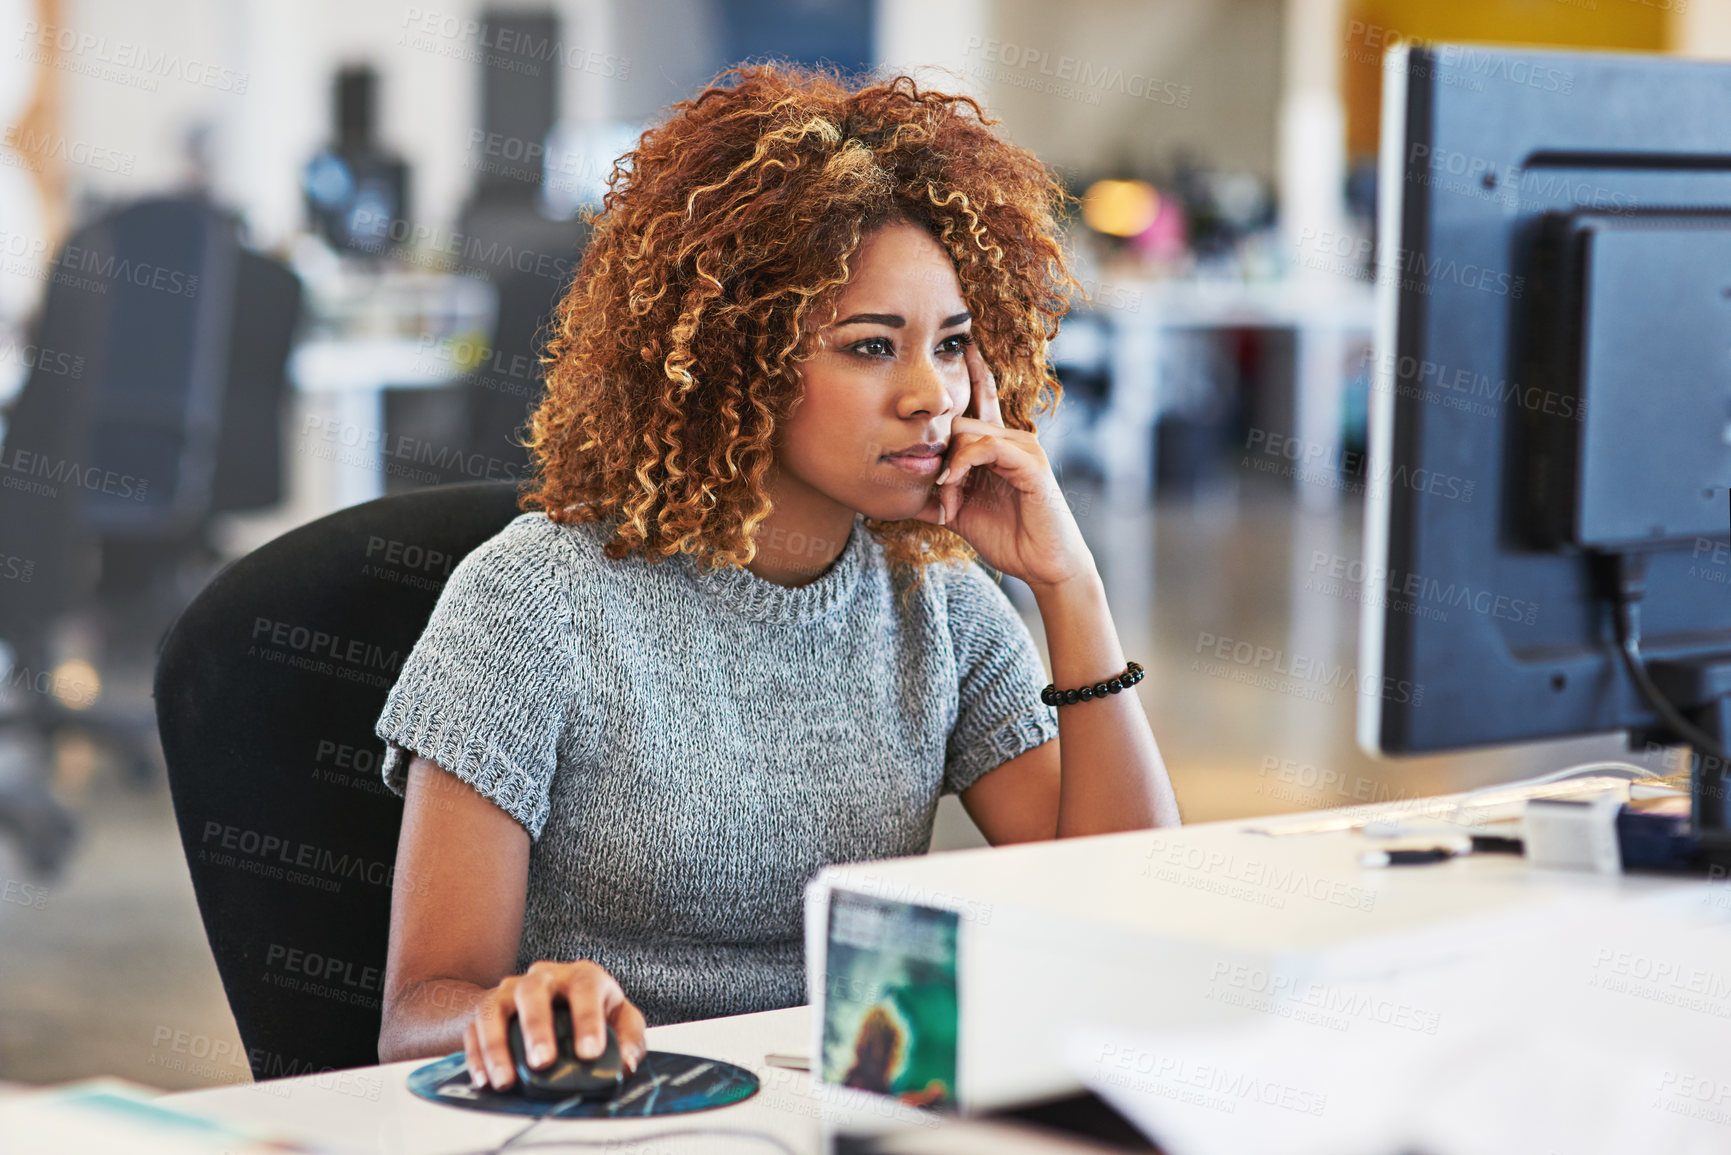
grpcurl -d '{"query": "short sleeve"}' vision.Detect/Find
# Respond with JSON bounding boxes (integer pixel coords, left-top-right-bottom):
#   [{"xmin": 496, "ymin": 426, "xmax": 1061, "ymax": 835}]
[
  {"xmin": 375, "ymin": 514, "xmax": 578, "ymax": 840},
  {"xmin": 941, "ymin": 561, "xmax": 1060, "ymax": 795}
]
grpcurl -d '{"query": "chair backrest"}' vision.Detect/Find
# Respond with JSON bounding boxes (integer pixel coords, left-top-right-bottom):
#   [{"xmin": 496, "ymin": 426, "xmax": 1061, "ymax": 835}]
[
  {"xmin": 0, "ymin": 208, "xmax": 111, "ymax": 634},
  {"xmin": 153, "ymin": 481, "xmax": 525, "ymax": 1079},
  {"xmin": 73, "ymin": 196, "xmax": 241, "ymax": 536},
  {"xmin": 210, "ymin": 249, "xmax": 304, "ymax": 514}
]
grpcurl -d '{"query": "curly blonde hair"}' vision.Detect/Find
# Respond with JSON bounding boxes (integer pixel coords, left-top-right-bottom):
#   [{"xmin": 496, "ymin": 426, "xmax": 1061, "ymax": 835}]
[{"xmin": 520, "ymin": 61, "xmax": 1081, "ymax": 596}]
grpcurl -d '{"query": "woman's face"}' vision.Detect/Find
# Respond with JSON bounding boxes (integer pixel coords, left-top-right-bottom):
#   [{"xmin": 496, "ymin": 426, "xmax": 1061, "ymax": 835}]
[{"xmin": 771, "ymin": 219, "xmax": 973, "ymax": 527}]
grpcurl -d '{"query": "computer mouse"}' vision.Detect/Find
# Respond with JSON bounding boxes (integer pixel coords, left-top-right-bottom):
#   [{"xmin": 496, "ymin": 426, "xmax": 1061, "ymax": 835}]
[{"xmin": 505, "ymin": 1002, "xmax": 626, "ymax": 1101}]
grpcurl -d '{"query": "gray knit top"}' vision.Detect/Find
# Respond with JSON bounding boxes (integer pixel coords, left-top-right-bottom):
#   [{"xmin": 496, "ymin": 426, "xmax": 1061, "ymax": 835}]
[{"xmin": 375, "ymin": 510, "xmax": 1058, "ymax": 1025}]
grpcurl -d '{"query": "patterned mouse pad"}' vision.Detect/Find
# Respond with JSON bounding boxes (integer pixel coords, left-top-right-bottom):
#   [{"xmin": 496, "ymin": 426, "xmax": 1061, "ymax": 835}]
[{"xmin": 406, "ymin": 1050, "xmax": 759, "ymax": 1118}]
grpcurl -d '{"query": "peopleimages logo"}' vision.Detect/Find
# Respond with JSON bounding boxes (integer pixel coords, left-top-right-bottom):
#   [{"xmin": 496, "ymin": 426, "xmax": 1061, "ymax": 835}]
[
  {"xmin": 198, "ymin": 819, "xmax": 427, "ymax": 897},
  {"xmin": 0, "ymin": 445, "xmax": 150, "ymax": 502},
  {"xmin": 960, "ymin": 37, "xmax": 1191, "ymax": 108},
  {"xmin": 1, "ymin": 125, "xmax": 136, "ymax": 175},
  {"xmin": 17, "ymin": 20, "xmax": 251, "ymax": 94},
  {"xmin": 1092, "ymin": 1043, "xmax": 1329, "ymax": 1117},
  {"xmin": 1364, "ymin": 350, "xmax": 1587, "ymax": 424},
  {"xmin": 1192, "ymin": 631, "xmax": 1423, "ymax": 707},
  {"xmin": 1296, "ymin": 226, "xmax": 1524, "ymax": 299},
  {"xmin": 397, "ymin": 8, "xmax": 631, "ymax": 80},
  {"xmin": 345, "ymin": 210, "xmax": 578, "ymax": 284},
  {"xmin": 1305, "ymin": 550, "xmax": 1538, "ymax": 627},
  {"xmin": 1242, "ymin": 428, "xmax": 1476, "ymax": 503}
]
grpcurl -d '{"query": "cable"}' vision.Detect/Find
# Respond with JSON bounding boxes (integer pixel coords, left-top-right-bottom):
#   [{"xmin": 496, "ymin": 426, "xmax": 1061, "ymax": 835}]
[
  {"xmin": 465, "ymin": 1084, "xmax": 795, "ymax": 1155},
  {"xmin": 1460, "ymin": 761, "xmax": 1653, "ymax": 798},
  {"xmin": 484, "ymin": 1089, "xmax": 590, "ymax": 1154},
  {"xmin": 1440, "ymin": 760, "xmax": 1655, "ymax": 826},
  {"xmin": 463, "ymin": 1120, "xmax": 798, "ymax": 1155},
  {"xmin": 508, "ymin": 1129, "xmax": 797, "ymax": 1153},
  {"xmin": 1609, "ymin": 551, "xmax": 1731, "ymax": 766}
]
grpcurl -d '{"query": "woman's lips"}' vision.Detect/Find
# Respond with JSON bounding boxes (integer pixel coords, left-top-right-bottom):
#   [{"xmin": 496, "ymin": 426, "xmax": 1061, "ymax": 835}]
[{"xmin": 881, "ymin": 452, "xmax": 943, "ymax": 476}]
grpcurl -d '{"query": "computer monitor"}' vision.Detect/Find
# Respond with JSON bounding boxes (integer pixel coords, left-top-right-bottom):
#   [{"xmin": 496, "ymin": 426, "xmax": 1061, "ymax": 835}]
[
  {"xmin": 304, "ymin": 66, "xmax": 411, "ymax": 256},
  {"xmin": 1359, "ymin": 44, "xmax": 1731, "ymax": 858}
]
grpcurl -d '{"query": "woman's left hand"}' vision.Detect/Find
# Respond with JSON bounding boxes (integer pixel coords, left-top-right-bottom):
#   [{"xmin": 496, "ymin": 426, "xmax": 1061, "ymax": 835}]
[{"xmin": 911, "ymin": 339, "xmax": 1097, "ymax": 592}]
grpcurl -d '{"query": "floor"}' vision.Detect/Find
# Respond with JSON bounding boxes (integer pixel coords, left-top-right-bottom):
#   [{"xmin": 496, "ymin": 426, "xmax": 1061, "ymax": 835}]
[{"xmin": 0, "ymin": 474, "xmax": 1641, "ymax": 1090}]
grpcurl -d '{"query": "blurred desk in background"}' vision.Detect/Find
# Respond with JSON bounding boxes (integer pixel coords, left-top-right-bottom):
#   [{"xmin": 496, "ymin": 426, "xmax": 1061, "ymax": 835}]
[
  {"xmin": 288, "ymin": 336, "xmax": 469, "ymax": 514},
  {"xmin": 1082, "ymin": 277, "xmax": 1376, "ymax": 513},
  {"xmin": 211, "ymin": 258, "xmax": 499, "ymax": 557},
  {"xmin": 211, "ymin": 336, "xmax": 468, "ymax": 561}
]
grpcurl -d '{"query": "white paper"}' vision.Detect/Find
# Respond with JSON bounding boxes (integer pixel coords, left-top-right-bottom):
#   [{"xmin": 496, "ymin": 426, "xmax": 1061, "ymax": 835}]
[{"xmin": 1065, "ymin": 886, "xmax": 1731, "ymax": 1155}]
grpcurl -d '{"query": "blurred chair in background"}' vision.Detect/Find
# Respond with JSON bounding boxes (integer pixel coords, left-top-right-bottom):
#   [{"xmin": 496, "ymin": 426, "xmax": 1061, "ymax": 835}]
[{"xmin": 0, "ymin": 195, "xmax": 302, "ymax": 874}]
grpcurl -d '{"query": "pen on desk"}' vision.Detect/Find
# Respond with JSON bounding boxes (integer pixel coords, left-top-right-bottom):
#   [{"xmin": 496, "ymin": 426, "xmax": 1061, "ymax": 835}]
[{"xmin": 1360, "ymin": 848, "xmax": 1457, "ymax": 867}]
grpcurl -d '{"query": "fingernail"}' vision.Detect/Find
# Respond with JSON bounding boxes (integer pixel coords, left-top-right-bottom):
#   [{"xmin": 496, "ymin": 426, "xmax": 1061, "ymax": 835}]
[
  {"xmin": 533, "ymin": 1044, "xmax": 553, "ymax": 1065},
  {"xmin": 470, "ymin": 1068, "xmax": 486, "ymax": 1088},
  {"xmin": 936, "ymin": 468, "xmax": 950, "ymax": 485},
  {"xmin": 579, "ymin": 1033, "xmax": 602, "ymax": 1059}
]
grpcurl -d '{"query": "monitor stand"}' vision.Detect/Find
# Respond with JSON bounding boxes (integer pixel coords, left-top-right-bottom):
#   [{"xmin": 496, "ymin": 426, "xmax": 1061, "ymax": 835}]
[{"xmin": 1646, "ymin": 653, "xmax": 1731, "ymax": 869}]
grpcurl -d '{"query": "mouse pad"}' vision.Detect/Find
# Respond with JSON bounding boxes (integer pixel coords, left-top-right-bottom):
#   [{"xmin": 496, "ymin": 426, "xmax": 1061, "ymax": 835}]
[{"xmin": 406, "ymin": 1051, "xmax": 759, "ymax": 1118}]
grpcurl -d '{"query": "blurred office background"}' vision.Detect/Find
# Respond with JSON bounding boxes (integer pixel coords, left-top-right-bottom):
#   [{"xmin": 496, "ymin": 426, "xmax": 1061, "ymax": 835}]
[{"xmin": 0, "ymin": 0, "xmax": 1727, "ymax": 1091}]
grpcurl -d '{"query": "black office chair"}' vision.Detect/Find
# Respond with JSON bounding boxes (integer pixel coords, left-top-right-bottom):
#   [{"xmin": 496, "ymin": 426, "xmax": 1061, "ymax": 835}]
[{"xmin": 154, "ymin": 481, "xmax": 524, "ymax": 1079}]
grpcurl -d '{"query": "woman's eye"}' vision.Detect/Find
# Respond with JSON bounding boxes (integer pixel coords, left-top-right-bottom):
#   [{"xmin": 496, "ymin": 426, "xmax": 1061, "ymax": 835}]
[{"xmin": 846, "ymin": 333, "xmax": 972, "ymax": 359}]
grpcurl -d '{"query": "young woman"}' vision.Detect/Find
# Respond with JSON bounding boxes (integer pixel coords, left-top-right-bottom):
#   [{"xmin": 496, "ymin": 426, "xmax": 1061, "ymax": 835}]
[{"xmin": 373, "ymin": 63, "xmax": 1180, "ymax": 1090}]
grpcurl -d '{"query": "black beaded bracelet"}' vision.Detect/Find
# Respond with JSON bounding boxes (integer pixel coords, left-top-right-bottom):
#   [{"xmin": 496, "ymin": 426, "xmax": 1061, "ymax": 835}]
[{"xmin": 1041, "ymin": 661, "xmax": 1144, "ymax": 707}]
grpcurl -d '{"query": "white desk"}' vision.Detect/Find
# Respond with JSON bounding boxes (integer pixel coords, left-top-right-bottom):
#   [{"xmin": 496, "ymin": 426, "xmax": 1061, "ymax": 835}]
[
  {"xmin": 288, "ymin": 336, "xmax": 472, "ymax": 515},
  {"xmin": 29, "ymin": 783, "xmax": 1717, "ymax": 1154},
  {"xmin": 1078, "ymin": 277, "xmax": 1376, "ymax": 513},
  {"xmin": 283, "ymin": 262, "xmax": 497, "ymax": 516},
  {"xmin": 212, "ymin": 335, "xmax": 474, "ymax": 560},
  {"xmin": 145, "ymin": 1004, "xmax": 933, "ymax": 1154},
  {"xmin": 804, "ymin": 780, "xmax": 1730, "ymax": 1152}
]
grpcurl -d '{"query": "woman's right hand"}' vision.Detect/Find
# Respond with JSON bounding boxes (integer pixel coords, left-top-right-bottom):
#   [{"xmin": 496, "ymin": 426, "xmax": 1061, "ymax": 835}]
[{"xmin": 464, "ymin": 959, "xmax": 648, "ymax": 1090}]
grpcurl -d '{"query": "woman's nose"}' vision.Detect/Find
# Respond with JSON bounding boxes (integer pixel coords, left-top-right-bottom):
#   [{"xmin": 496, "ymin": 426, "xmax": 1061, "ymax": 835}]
[{"xmin": 898, "ymin": 358, "xmax": 959, "ymax": 417}]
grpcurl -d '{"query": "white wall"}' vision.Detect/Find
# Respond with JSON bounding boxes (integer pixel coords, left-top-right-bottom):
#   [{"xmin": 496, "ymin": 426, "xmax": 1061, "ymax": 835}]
[
  {"xmin": 1676, "ymin": 0, "xmax": 1731, "ymax": 58},
  {"xmin": 606, "ymin": 0, "xmax": 722, "ymax": 124},
  {"xmin": 1277, "ymin": 0, "xmax": 1347, "ymax": 268},
  {"xmin": 876, "ymin": 0, "xmax": 990, "ymax": 98},
  {"xmin": 41, "ymin": 0, "xmax": 1284, "ymax": 264},
  {"xmin": 982, "ymin": 0, "xmax": 1284, "ymax": 184},
  {"xmin": 54, "ymin": 0, "xmax": 241, "ymax": 200},
  {"xmin": 54, "ymin": 0, "xmax": 487, "ymax": 250},
  {"xmin": 48, "ymin": 0, "xmax": 726, "ymax": 251}
]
